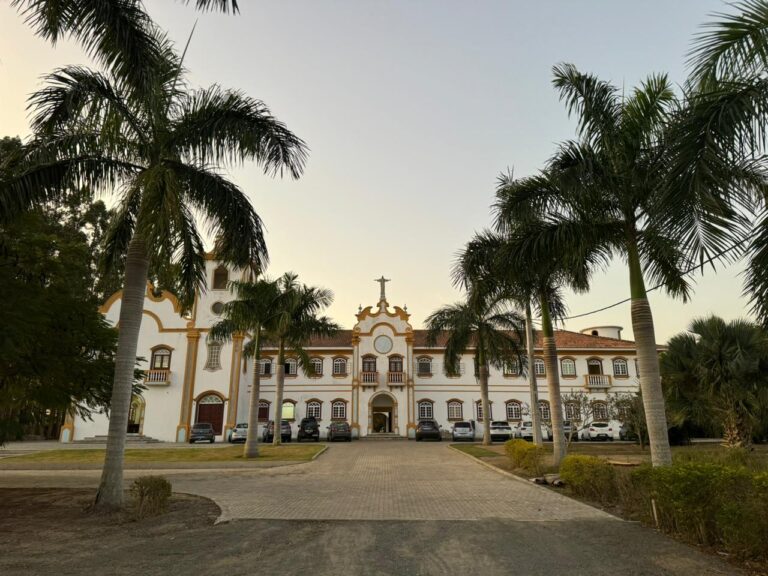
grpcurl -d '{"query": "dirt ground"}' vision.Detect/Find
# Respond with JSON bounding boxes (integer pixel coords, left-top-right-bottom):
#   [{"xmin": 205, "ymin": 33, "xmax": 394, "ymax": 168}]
[{"xmin": 1, "ymin": 487, "xmax": 757, "ymax": 576}]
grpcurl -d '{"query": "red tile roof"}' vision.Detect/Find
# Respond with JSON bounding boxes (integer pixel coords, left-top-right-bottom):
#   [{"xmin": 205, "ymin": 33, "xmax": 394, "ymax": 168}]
[{"xmin": 263, "ymin": 329, "xmax": 637, "ymax": 350}]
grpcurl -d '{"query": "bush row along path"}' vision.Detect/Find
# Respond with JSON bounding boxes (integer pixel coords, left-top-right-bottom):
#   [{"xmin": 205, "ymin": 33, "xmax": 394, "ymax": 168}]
[{"xmin": 0, "ymin": 442, "xmax": 744, "ymax": 575}]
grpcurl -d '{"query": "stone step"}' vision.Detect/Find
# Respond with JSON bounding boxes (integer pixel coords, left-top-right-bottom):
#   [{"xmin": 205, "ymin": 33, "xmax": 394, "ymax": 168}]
[
  {"xmin": 76, "ymin": 434, "xmax": 162, "ymax": 444},
  {"xmin": 361, "ymin": 433, "xmax": 406, "ymax": 441}
]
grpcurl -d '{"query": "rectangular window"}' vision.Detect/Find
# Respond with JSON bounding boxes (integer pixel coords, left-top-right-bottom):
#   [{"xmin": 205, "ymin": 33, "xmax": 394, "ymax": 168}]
[
  {"xmin": 333, "ymin": 359, "xmax": 347, "ymax": 375},
  {"xmin": 282, "ymin": 402, "xmax": 295, "ymax": 420},
  {"xmin": 257, "ymin": 402, "xmax": 269, "ymax": 421},
  {"xmin": 476, "ymin": 402, "xmax": 491, "ymax": 420},
  {"xmin": 332, "ymin": 402, "xmax": 346, "ymax": 420},
  {"xmin": 418, "ymin": 402, "xmax": 433, "ymax": 420},
  {"xmin": 259, "ymin": 360, "xmax": 272, "ymax": 375},
  {"xmin": 306, "ymin": 402, "xmax": 321, "ymax": 419},
  {"xmin": 504, "ymin": 360, "xmax": 520, "ymax": 376},
  {"xmin": 447, "ymin": 402, "xmax": 462, "ymax": 420}
]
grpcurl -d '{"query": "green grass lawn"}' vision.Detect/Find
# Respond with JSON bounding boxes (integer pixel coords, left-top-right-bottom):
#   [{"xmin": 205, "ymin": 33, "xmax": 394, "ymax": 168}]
[
  {"xmin": 4, "ymin": 444, "xmax": 324, "ymax": 464},
  {"xmin": 450, "ymin": 444, "xmax": 499, "ymax": 459}
]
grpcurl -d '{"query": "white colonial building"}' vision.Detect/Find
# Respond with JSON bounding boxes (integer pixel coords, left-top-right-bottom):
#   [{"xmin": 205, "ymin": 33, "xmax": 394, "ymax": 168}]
[{"xmin": 62, "ymin": 260, "xmax": 642, "ymax": 443}]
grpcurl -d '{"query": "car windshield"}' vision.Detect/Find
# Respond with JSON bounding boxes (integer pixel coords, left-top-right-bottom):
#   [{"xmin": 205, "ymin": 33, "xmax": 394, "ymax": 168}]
[
  {"xmin": 491, "ymin": 421, "xmax": 509, "ymax": 427},
  {"xmin": 193, "ymin": 424, "xmax": 210, "ymax": 430},
  {"xmin": 592, "ymin": 422, "xmax": 608, "ymax": 428},
  {"xmin": 522, "ymin": 422, "xmax": 532, "ymax": 427},
  {"xmin": 454, "ymin": 423, "xmax": 470, "ymax": 429},
  {"xmin": 332, "ymin": 423, "xmax": 348, "ymax": 429},
  {"xmin": 420, "ymin": 421, "xmax": 436, "ymax": 428},
  {"xmin": 236, "ymin": 424, "xmax": 247, "ymax": 429}
]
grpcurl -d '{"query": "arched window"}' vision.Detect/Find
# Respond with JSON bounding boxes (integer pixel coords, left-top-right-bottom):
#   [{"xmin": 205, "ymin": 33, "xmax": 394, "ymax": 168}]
[
  {"xmin": 534, "ymin": 358, "xmax": 546, "ymax": 377},
  {"xmin": 564, "ymin": 402, "xmax": 580, "ymax": 420},
  {"xmin": 587, "ymin": 358, "xmax": 604, "ymax": 375},
  {"xmin": 333, "ymin": 357, "xmax": 347, "ymax": 376},
  {"xmin": 257, "ymin": 400, "xmax": 270, "ymax": 421},
  {"xmin": 151, "ymin": 347, "xmax": 171, "ymax": 370},
  {"xmin": 476, "ymin": 400, "xmax": 491, "ymax": 420},
  {"xmin": 417, "ymin": 357, "xmax": 432, "ymax": 376},
  {"xmin": 506, "ymin": 401, "xmax": 522, "ymax": 421},
  {"xmin": 538, "ymin": 400, "xmax": 551, "ymax": 421},
  {"xmin": 504, "ymin": 359, "xmax": 520, "ymax": 376},
  {"xmin": 418, "ymin": 400, "xmax": 434, "ymax": 420},
  {"xmin": 282, "ymin": 400, "xmax": 296, "ymax": 420},
  {"xmin": 362, "ymin": 355, "xmax": 377, "ymax": 373},
  {"xmin": 259, "ymin": 358, "xmax": 272, "ymax": 376},
  {"xmin": 284, "ymin": 358, "xmax": 297, "ymax": 376},
  {"xmin": 560, "ymin": 358, "xmax": 576, "ymax": 377},
  {"xmin": 306, "ymin": 400, "xmax": 321, "ymax": 419},
  {"xmin": 447, "ymin": 400, "xmax": 463, "ymax": 420},
  {"xmin": 612, "ymin": 358, "xmax": 628, "ymax": 377},
  {"xmin": 592, "ymin": 401, "xmax": 609, "ymax": 421},
  {"xmin": 310, "ymin": 358, "xmax": 323, "ymax": 377},
  {"xmin": 212, "ymin": 265, "xmax": 228, "ymax": 290},
  {"xmin": 389, "ymin": 355, "xmax": 403, "ymax": 373},
  {"xmin": 331, "ymin": 400, "xmax": 347, "ymax": 420},
  {"xmin": 204, "ymin": 340, "xmax": 222, "ymax": 370}
]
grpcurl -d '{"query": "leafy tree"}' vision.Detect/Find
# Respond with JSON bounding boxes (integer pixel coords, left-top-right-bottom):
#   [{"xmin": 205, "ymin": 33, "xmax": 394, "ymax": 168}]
[
  {"xmin": 425, "ymin": 286, "xmax": 525, "ymax": 446},
  {"xmin": 661, "ymin": 316, "xmax": 768, "ymax": 447},
  {"xmin": 4, "ymin": 34, "xmax": 307, "ymax": 510},
  {"xmin": 267, "ymin": 273, "xmax": 339, "ymax": 446},
  {"xmin": 209, "ymin": 277, "xmax": 284, "ymax": 458}
]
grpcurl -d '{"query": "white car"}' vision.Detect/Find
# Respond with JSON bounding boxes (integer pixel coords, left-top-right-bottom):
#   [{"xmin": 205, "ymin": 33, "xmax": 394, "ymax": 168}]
[
  {"xmin": 516, "ymin": 421, "xmax": 551, "ymax": 441},
  {"xmin": 489, "ymin": 421, "xmax": 514, "ymax": 441},
  {"xmin": 580, "ymin": 421, "xmax": 617, "ymax": 441}
]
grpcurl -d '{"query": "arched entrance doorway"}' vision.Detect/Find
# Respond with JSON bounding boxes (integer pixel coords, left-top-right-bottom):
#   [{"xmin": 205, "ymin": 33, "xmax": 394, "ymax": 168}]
[
  {"xmin": 369, "ymin": 392, "xmax": 398, "ymax": 435},
  {"xmin": 127, "ymin": 395, "xmax": 145, "ymax": 434},
  {"xmin": 196, "ymin": 393, "xmax": 225, "ymax": 435}
]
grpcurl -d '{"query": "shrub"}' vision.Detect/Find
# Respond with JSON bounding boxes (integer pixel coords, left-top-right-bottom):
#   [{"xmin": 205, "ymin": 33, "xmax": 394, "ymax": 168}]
[
  {"xmin": 559, "ymin": 455, "xmax": 617, "ymax": 506},
  {"xmin": 131, "ymin": 475, "xmax": 172, "ymax": 518},
  {"xmin": 504, "ymin": 439, "xmax": 546, "ymax": 475}
]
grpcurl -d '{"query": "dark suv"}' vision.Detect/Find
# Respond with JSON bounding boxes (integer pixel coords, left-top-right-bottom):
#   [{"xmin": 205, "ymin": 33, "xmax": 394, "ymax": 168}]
[
  {"xmin": 297, "ymin": 417, "xmax": 320, "ymax": 442},
  {"xmin": 263, "ymin": 420, "xmax": 292, "ymax": 443},
  {"xmin": 415, "ymin": 419, "xmax": 441, "ymax": 441},
  {"xmin": 189, "ymin": 422, "xmax": 215, "ymax": 443}
]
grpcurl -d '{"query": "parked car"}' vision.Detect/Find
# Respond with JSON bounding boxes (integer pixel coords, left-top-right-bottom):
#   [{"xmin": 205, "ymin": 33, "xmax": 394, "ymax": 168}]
[
  {"xmin": 619, "ymin": 423, "xmax": 638, "ymax": 441},
  {"xmin": 489, "ymin": 421, "xmax": 514, "ymax": 442},
  {"xmin": 415, "ymin": 419, "xmax": 441, "ymax": 441},
  {"xmin": 228, "ymin": 422, "xmax": 248, "ymax": 443},
  {"xmin": 263, "ymin": 420, "xmax": 292, "ymax": 443},
  {"xmin": 327, "ymin": 421, "xmax": 352, "ymax": 442},
  {"xmin": 517, "ymin": 421, "xmax": 551, "ymax": 441},
  {"xmin": 562, "ymin": 420, "xmax": 579, "ymax": 441},
  {"xmin": 581, "ymin": 421, "xmax": 615, "ymax": 441},
  {"xmin": 451, "ymin": 421, "xmax": 475, "ymax": 441},
  {"xmin": 297, "ymin": 417, "xmax": 320, "ymax": 442},
  {"xmin": 189, "ymin": 422, "xmax": 215, "ymax": 443}
]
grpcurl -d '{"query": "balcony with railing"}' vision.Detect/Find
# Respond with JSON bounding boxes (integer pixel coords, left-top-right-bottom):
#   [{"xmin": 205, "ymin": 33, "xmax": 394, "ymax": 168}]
[
  {"xmin": 361, "ymin": 371, "xmax": 378, "ymax": 389},
  {"xmin": 387, "ymin": 371, "xmax": 405, "ymax": 388},
  {"xmin": 584, "ymin": 374, "xmax": 612, "ymax": 389},
  {"xmin": 144, "ymin": 369, "xmax": 171, "ymax": 386}
]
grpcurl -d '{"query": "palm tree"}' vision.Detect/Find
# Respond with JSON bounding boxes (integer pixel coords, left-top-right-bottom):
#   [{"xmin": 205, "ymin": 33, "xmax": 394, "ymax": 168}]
[
  {"xmin": 11, "ymin": 37, "xmax": 306, "ymax": 509},
  {"xmin": 485, "ymin": 174, "xmax": 600, "ymax": 466},
  {"xmin": 664, "ymin": 0, "xmax": 768, "ymax": 324},
  {"xmin": 209, "ymin": 277, "xmax": 283, "ymax": 458},
  {"xmin": 269, "ymin": 273, "xmax": 340, "ymax": 446},
  {"xmin": 661, "ymin": 316, "xmax": 768, "ymax": 448},
  {"xmin": 10, "ymin": 0, "xmax": 240, "ymax": 99},
  {"xmin": 425, "ymin": 285, "xmax": 525, "ymax": 446},
  {"xmin": 505, "ymin": 66, "xmax": 697, "ymax": 466}
]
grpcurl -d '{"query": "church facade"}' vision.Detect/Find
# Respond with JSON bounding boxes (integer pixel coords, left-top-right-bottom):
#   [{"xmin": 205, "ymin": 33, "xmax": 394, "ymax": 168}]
[{"xmin": 62, "ymin": 259, "xmax": 643, "ymax": 443}]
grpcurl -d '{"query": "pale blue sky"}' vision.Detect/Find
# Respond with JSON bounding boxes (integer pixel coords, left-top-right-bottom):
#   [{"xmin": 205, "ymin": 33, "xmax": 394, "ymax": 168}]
[{"xmin": 0, "ymin": 1, "xmax": 750, "ymax": 340}]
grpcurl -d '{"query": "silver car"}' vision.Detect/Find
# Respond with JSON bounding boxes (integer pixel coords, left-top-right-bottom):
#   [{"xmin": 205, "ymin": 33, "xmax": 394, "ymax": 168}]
[
  {"xmin": 228, "ymin": 422, "xmax": 248, "ymax": 443},
  {"xmin": 451, "ymin": 421, "xmax": 475, "ymax": 441}
]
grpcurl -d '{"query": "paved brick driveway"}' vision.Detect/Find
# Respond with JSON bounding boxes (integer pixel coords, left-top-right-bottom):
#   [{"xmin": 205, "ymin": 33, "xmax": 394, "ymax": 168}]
[{"xmin": 171, "ymin": 441, "xmax": 615, "ymax": 522}]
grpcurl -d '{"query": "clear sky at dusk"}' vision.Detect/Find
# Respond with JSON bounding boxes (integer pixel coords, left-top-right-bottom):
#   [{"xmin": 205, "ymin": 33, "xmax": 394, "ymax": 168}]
[{"xmin": 0, "ymin": 0, "xmax": 751, "ymax": 341}]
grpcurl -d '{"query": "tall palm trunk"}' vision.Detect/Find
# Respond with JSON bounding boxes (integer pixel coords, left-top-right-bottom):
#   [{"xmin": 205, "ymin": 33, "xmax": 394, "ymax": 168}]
[
  {"xmin": 95, "ymin": 237, "xmax": 150, "ymax": 510},
  {"xmin": 525, "ymin": 301, "xmax": 543, "ymax": 445},
  {"xmin": 243, "ymin": 328, "xmax": 261, "ymax": 458},
  {"xmin": 478, "ymin": 351, "xmax": 491, "ymax": 446},
  {"xmin": 628, "ymin": 242, "xmax": 672, "ymax": 466},
  {"xmin": 540, "ymin": 293, "xmax": 566, "ymax": 467},
  {"xmin": 272, "ymin": 341, "xmax": 285, "ymax": 446}
]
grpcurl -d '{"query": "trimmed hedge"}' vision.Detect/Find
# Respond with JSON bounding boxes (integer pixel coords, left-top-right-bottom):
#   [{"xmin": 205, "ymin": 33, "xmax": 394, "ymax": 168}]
[
  {"xmin": 131, "ymin": 475, "xmax": 172, "ymax": 518},
  {"xmin": 504, "ymin": 439, "xmax": 546, "ymax": 475},
  {"xmin": 559, "ymin": 454, "xmax": 768, "ymax": 561}
]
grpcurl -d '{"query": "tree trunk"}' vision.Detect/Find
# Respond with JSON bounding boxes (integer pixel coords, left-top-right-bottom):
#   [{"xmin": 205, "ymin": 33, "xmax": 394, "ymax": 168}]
[
  {"xmin": 272, "ymin": 341, "xmax": 285, "ymax": 446},
  {"xmin": 94, "ymin": 236, "xmax": 150, "ymax": 511},
  {"xmin": 479, "ymin": 355, "xmax": 491, "ymax": 446},
  {"xmin": 526, "ymin": 301, "xmax": 543, "ymax": 445},
  {"xmin": 541, "ymin": 293, "xmax": 566, "ymax": 467},
  {"xmin": 628, "ymin": 241, "xmax": 672, "ymax": 466},
  {"xmin": 243, "ymin": 328, "xmax": 261, "ymax": 458}
]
